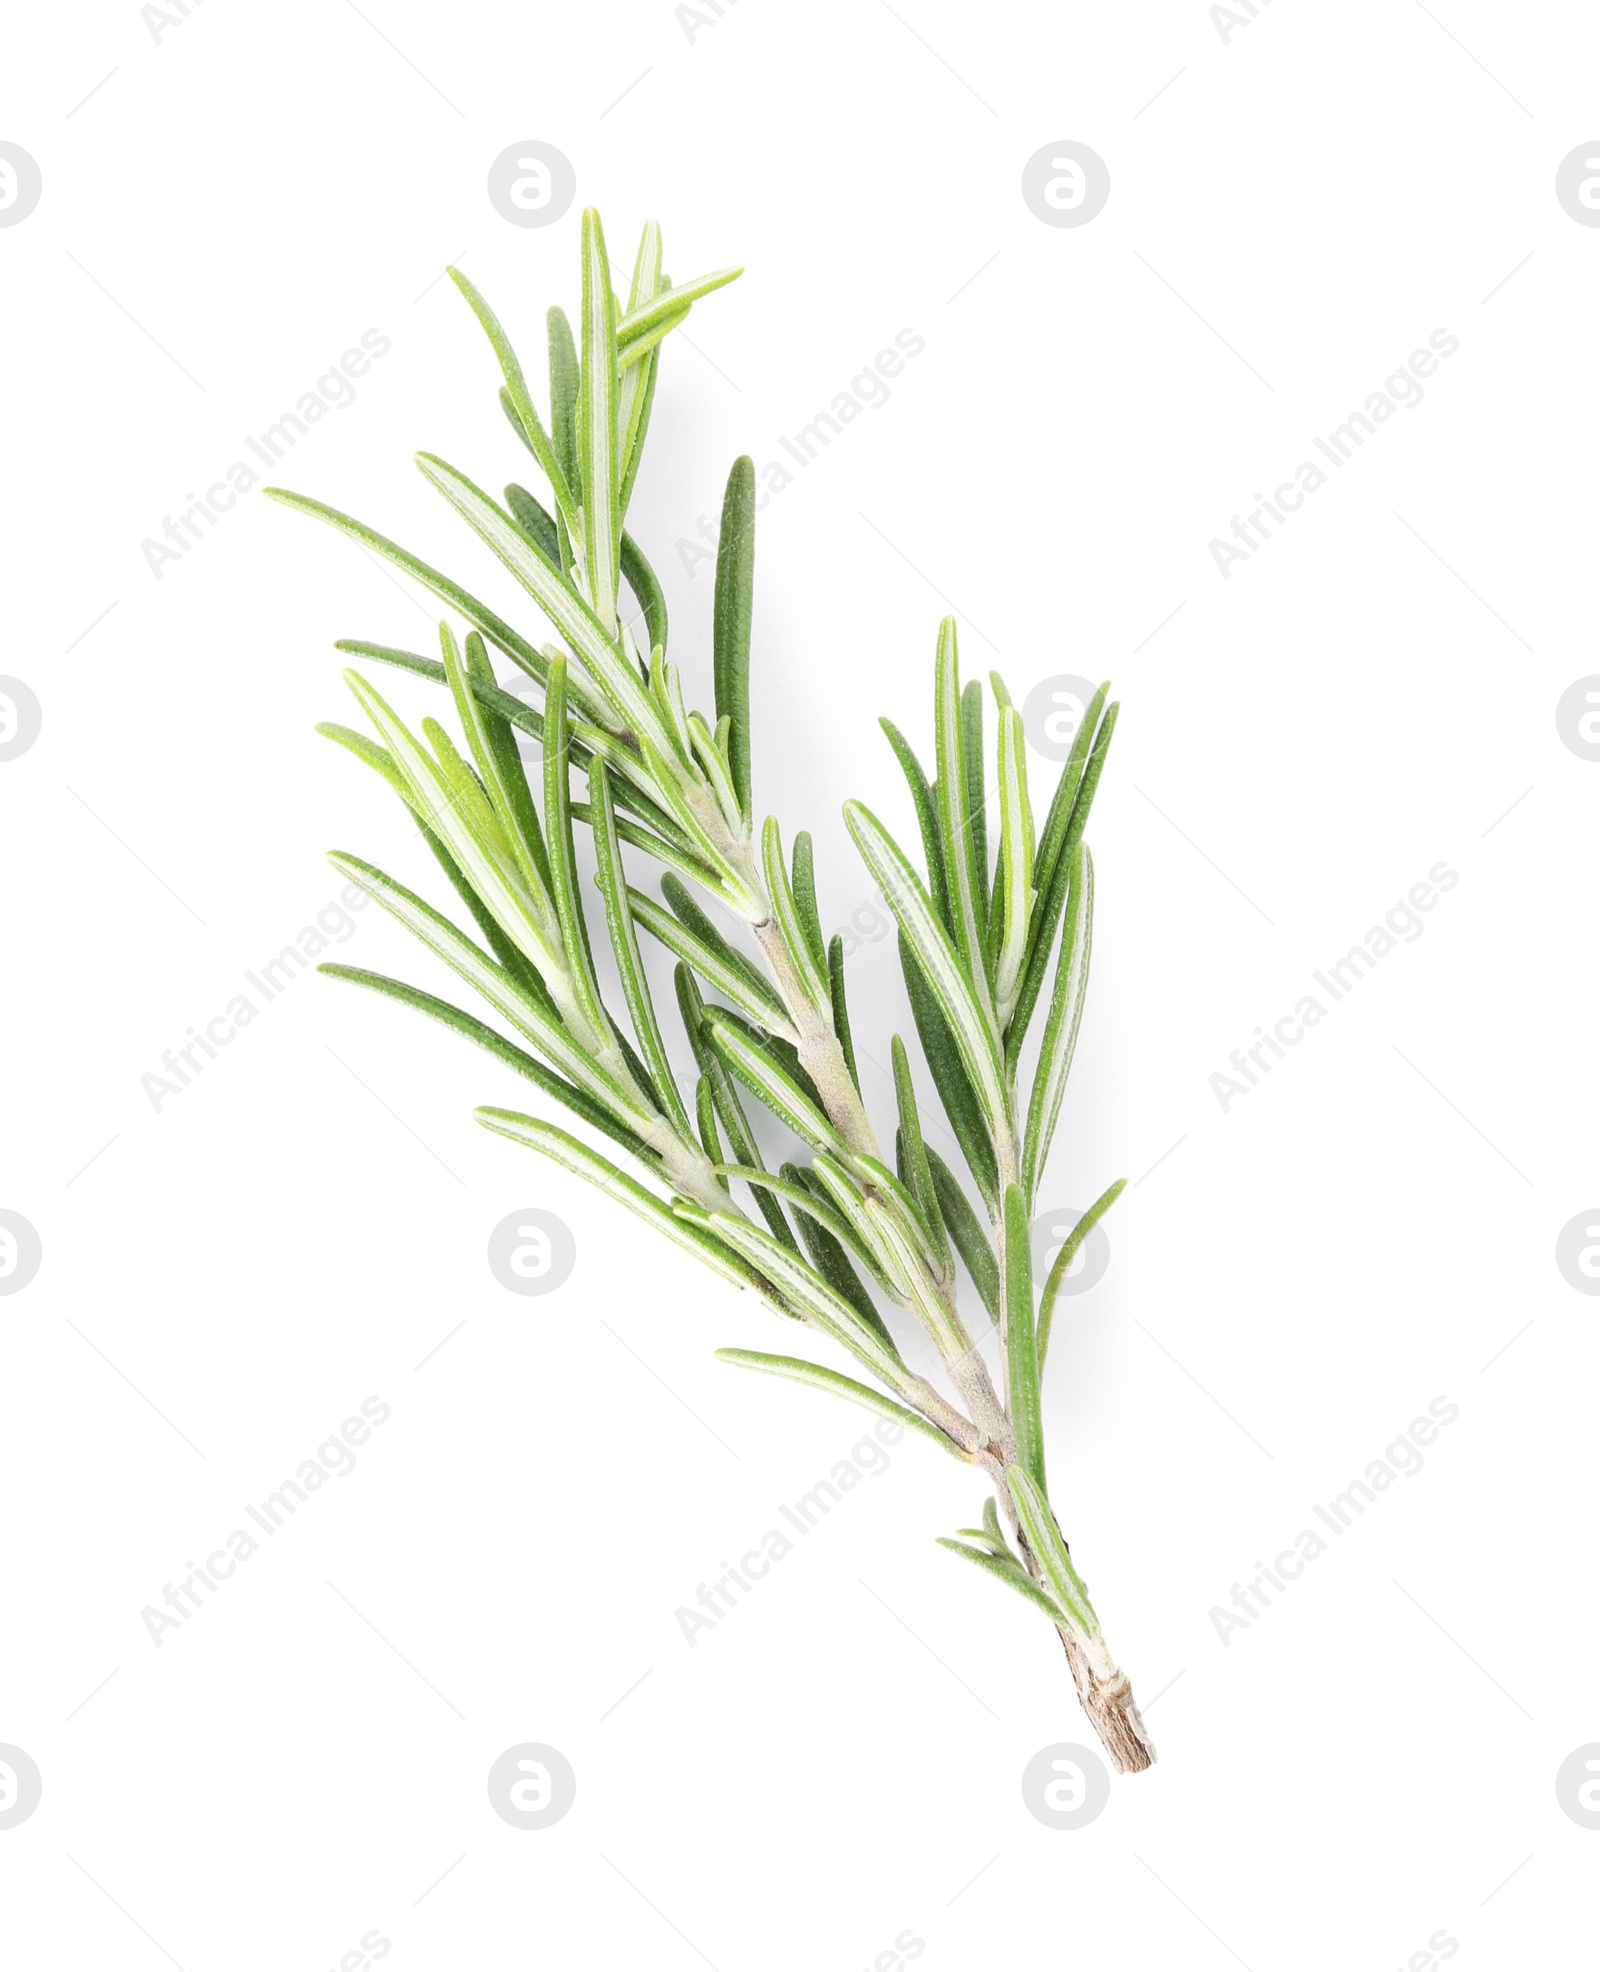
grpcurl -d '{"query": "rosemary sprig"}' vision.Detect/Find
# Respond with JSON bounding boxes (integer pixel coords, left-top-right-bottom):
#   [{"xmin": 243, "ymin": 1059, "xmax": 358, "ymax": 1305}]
[{"xmin": 267, "ymin": 210, "xmax": 1155, "ymax": 1774}]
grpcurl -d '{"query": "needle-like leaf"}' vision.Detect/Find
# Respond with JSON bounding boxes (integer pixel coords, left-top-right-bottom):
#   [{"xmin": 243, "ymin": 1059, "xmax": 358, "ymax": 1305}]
[
  {"xmin": 616, "ymin": 264, "xmax": 743, "ymax": 348},
  {"xmin": 1036, "ymin": 1178, "xmax": 1126, "ymax": 1370},
  {"xmin": 705, "ymin": 1014, "xmax": 848, "ymax": 1161},
  {"xmin": 616, "ymin": 220, "xmax": 663, "ymax": 506},
  {"xmin": 449, "ymin": 264, "xmax": 577, "ymax": 534},
  {"xmin": 890, "ymin": 1036, "xmax": 950, "ymax": 1278},
  {"xmin": 479, "ymin": 1111, "xmax": 758, "ymax": 1288},
  {"xmin": 718, "ymin": 1351, "xmax": 964, "ymax": 1456},
  {"xmin": 1005, "ymin": 1464, "xmax": 1095, "ymax": 1635},
  {"xmin": 844, "ymin": 799, "xmax": 1010, "ymax": 1143},
  {"xmin": 579, "ymin": 208, "xmax": 623, "ymax": 633},
  {"xmin": 628, "ymin": 888, "xmax": 796, "ymax": 1038},
  {"xmin": 320, "ymin": 963, "xmax": 653, "ymax": 1164},
  {"xmin": 934, "ymin": 620, "xmax": 992, "ymax": 1015},
  {"xmin": 547, "ymin": 304, "xmax": 580, "ymax": 496},
  {"xmin": 713, "ymin": 455, "xmax": 756, "ymax": 821},
  {"xmin": 828, "ymin": 935, "xmax": 860, "ymax": 1093},
  {"xmin": 924, "ymin": 1148, "xmax": 997, "ymax": 1319},
  {"xmin": 680, "ymin": 1205, "xmax": 908, "ymax": 1391},
  {"xmin": 762, "ymin": 816, "xmax": 829, "ymax": 1014},
  {"xmin": 993, "ymin": 702, "xmax": 1034, "ymax": 1025},
  {"xmin": 589, "ymin": 760, "xmax": 692, "ymax": 1136},
  {"xmin": 263, "ymin": 488, "xmax": 550, "ymax": 684},
  {"xmin": 898, "ymin": 934, "xmax": 998, "ymax": 1209},
  {"xmin": 880, "ymin": 717, "xmax": 951, "ymax": 935},
  {"xmin": 790, "ymin": 831, "xmax": 826, "ymax": 978},
  {"xmin": 328, "ymin": 851, "xmax": 645, "ymax": 1121},
  {"xmin": 1003, "ymin": 1184, "xmax": 1045, "ymax": 1493},
  {"xmin": 415, "ymin": 451, "xmax": 669, "ymax": 751},
  {"xmin": 1022, "ymin": 841, "xmax": 1093, "ymax": 1205},
  {"xmin": 937, "ymin": 1538, "xmax": 1077, "ymax": 1622},
  {"xmin": 440, "ymin": 624, "xmax": 550, "ymax": 901}
]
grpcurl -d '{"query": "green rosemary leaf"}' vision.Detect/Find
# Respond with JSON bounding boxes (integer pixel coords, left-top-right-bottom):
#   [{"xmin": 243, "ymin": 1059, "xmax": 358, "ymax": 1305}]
[
  {"xmin": 827, "ymin": 935, "xmax": 860, "ymax": 1094},
  {"xmin": 1005, "ymin": 1465, "xmax": 1095, "ymax": 1634},
  {"xmin": 1030, "ymin": 681, "xmax": 1107, "ymax": 924},
  {"xmin": 858, "ymin": 1198, "xmax": 968, "ymax": 1359},
  {"xmin": 936, "ymin": 1538, "xmax": 1072, "ymax": 1621},
  {"xmin": 1064, "ymin": 698, "xmax": 1120, "ymax": 855},
  {"xmin": 547, "ymin": 304, "xmax": 580, "ymax": 496},
  {"xmin": 844, "ymin": 798, "xmax": 1009, "ymax": 1142},
  {"xmin": 982, "ymin": 1495, "xmax": 1005, "ymax": 1548},
  {"xmin": 712, "ymin": 1164, "xmax": 859, "ymax": 1250},
  {"xmin": 590, "ymin": 760, "xmax": 692, "ymax": 1136},
  {"xmin": 1036, "ymin": 1178, "xmax": 1125, "ymax": 1370},
  {"xmin": 1022, "ymin": 841, "xmax": 1093, "ymax": 1205},
  {"xmin": 628, "ymin": 888, "xmax": 795, "ymax": 1038},
  {"xmin": 879, "ymin": 717, "xmax": 951, "ymax": 935},
  {"xmin": 805, "ymin": 1155, "xmax": 901, "ymax": 1286},
  {"xmin": 320, "ymin": 963, "xmax": 654, "ymax": 1164},
  {"xmin": 717, "ymin": 1351, "xmax": 961, "ymax": 1456},
  {"xmin": 616, "ymin": 263, "xmax": 743, "ymax": 349},
  {"xmin": 344, "ymin": 670, "xmax": 562, "ymax": 982},
  {"xmin": 661, "ymin": 873, "xmax": 772, "ymax": 1005},
  {"xmin": 953, "ymin": 1524, "xmax": 1013, "ymax": 1560},
  {"xmin": 328, "ymin": 851, "xmax": 644, "ymax": 1120},
  {"xmin": 479, "ymin": 1111, "xmax": 759, "ymax": 1289},
  {"xmin": 962, "ymin": 677, "xmax": 990, "ymax": 945},
  {"xmin": 541, "ymin": 654, "xmax": 614, "ymax": 1053},
  {"xmin": 620, "ymin": 531, "xmax": 669, "ymax": 657},
  {"xmin": 579, "ymin": 208, "xmax": 623, "ymax": 634},
  {"xmin": 440, "ymin": 623, "xmax": 550, "ymax": 901},
  {"xmin": 682, "ymin": 1206, "xmax": 907, "ymax": 1390},
  {"xmin": 712, "ymin": 455, "xmax": 756, "ymax": 821},
  {"xmin": 925, "ymin": 1146, "xmax": 999, "ymax": 1320},
  {"xmin": 993, "ymin": 702, "xmax": 1034, "ymax": 1025},
  {"xmin": 413, "ymin": 450, "xmax": 669, "ymax": 751},
  {"xmin": 777, "ymin": 1161, "xmax": 894, "ymax": 1339},
  {"xmin": 316, "ymin": 722, "xmax": 417, "ymax": 813},
  {"xmin": 569, "ymin": 804, "xmax": 724, "ymax": 895},
  {"xmin": 416, "ymin": 807, "xmax": 560, "ymax": 1018},
  {"xmin": 891, "ymin": 1034, "xmax": 950, "ymax": 1276},
  {"xmin": 688, "ymin": 709, "xmax": 743, "ymax": 828},
  {"xmin": 615, "ymin": 301, "xmax": 690, "ymax": 370},
  {"xmin": 334, "ymin": 641, "xmax": 693, "ymax": 852},
  {"xmin": 618, "ymin": 222, "xmax": 665, "ymax": 508},
  {"xmin": 1010, "ymin": 698, "xmax": 1118, "ymax": 1063},
  {"xmin": 619, "ymin": 341, "xmax": 659, "ymax": 515},
  {"xmin": 790, "ymin": 830, "xmax": 827, "ymax": 979},
  {"xmin": 933, "ymin": 620, "xmax": 993, "ymax": 1016},
  {"xmin": 675, "ymin": 967, "xmax": 797, "ymax": 1253},
  {"xmin": 693, "ymin": 1075, "xmax": 728, "ymax": 1178},
  {"xmin": 447, "ymin": 265, "xmax": 577, "ymax": 531},
  {"xmin": 1004, "ymin": 1184, "xmax": 1045, "ymax": 1494},
  {"xmin": 898, "ymin": 935, "xmax": 998, "ymax": 1209},
  {"xmin": 762, "ymin": 817, "xmax": 829, "ymax": 1012},
  {"xmin": 264, "ymin": 488, "xmax": 549, "ymax": 685},
  {"xmin": 704, "ymin": 1013, "xmax": 848, "ymax": 1162},
  {"xmin": 504, "ymin": 481, "xmax": 562, "ymax": 564},
  {"xmin": 461, "ymin": 629, "xmax": 554, "ymax": 896},
  {"xmin": 852, "ymin": 1151, "xmax": 945, "ymax": 1284}
]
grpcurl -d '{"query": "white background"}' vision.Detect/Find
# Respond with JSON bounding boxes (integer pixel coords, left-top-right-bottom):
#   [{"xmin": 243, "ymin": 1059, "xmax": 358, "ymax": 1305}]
[{"xmin": 4, "ymin": 2, "xmax": 1597, "ymax": 1966}]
